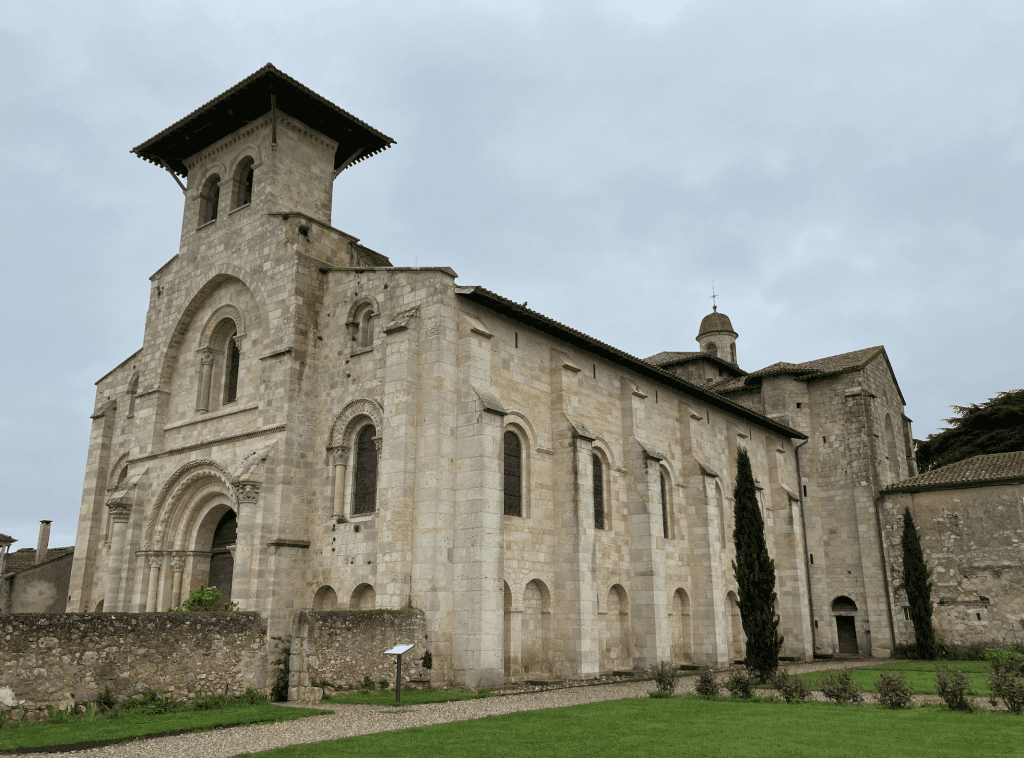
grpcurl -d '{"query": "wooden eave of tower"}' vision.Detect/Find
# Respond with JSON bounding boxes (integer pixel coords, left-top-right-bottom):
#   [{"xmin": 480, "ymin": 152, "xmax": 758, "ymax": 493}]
[{"xmin": 130, "ymin": 63, "xmax": 395, "ymax": 178}]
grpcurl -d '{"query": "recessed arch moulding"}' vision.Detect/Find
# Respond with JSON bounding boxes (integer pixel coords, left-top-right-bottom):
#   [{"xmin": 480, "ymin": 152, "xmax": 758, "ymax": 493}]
[{"xmin": 157, "ymin": 274, "xmax": 267, "ymax": 432}]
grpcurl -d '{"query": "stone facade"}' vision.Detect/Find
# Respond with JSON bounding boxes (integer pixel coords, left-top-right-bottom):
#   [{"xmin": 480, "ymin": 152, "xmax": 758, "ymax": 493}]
[
  {"xmin": 0, "ymin": 612, "xmax": 268, "ymax": 712},
  {"xmin": 70, "ymin": 64, "xmax": 937, "ymax": 689},
  {"xmin": 879, "ymin": 457, "xmax": 1024, "ymax": 649}
]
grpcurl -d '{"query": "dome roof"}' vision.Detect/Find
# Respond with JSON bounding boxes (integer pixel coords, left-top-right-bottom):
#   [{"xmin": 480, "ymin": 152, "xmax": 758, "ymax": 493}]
[{"xmin": 697, "ymin": 307, "xmax": 737, "ymax": 338}]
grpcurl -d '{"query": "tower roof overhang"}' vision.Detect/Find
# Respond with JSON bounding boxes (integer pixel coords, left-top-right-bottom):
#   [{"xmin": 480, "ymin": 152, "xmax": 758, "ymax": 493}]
[{"xmin": 131, "ymin": 63, "xmax": 395, "ymax": 177}]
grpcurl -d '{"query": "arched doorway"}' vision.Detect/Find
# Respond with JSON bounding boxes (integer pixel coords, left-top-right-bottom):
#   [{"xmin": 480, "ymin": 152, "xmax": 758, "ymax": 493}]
[
  {"xmin": 207, "ymin": 510, "xmax": 237, "ymax": 604},
  {"xmin": 832, "ymin": 596, "xmax": 859, "ymax": 654}
]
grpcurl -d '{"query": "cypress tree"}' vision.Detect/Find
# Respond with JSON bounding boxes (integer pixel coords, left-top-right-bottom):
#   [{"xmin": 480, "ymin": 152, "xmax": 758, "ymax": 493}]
[
  {"xmin": 732, "ymin": 447, "xmax": 783, "ymax": 681},
  {"xmin": 901, "ymin": 508, "xmax": 936, "ymax": 659}
]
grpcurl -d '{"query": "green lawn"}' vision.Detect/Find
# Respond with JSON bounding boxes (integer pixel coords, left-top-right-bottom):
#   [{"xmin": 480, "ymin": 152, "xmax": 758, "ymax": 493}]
[
  {"xmin": 324, "ymin": 688, "xmax": 490, "ymax": 706},
  {"xmin": 239, "ymin": 696, "xmax": 1021, "ymax": 758},
  {"xmin": 798, "ymin": 661, "xmax": 992, "ymax": 697},
  {"xmin": 0, "ymin": 704, "xmax": 330, "ymax": 753}
]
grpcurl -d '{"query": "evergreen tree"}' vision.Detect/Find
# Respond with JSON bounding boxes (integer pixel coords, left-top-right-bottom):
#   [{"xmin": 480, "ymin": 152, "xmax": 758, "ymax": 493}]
[
  {"xmin": 901, "ymin": 508, "xmax": 936, "ymax": 659},
  {"xmin": 732, "ymin": 448, "xmax": 783, "ymax": 681},
  {"xmin": 916, "ymin": 389, "xmax": 1024, "ymax": 472}
]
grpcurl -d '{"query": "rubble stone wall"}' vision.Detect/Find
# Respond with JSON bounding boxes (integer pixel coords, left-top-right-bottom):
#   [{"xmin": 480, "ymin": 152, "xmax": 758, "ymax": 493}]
[
  {"xmin": 0, "ymin": 612, "xmax": 268, "ymax": 711},
  {"xmin": 289, "ymin": 609, "xmax": 428, "ymax": 701}
]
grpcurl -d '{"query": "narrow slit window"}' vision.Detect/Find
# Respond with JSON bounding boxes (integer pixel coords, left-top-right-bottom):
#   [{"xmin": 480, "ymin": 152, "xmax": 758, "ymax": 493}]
[
  {"xmin": 661, "ymin": 472, "xmax": 669, "ymax": 539},
  {"xmin": 224, "ymin": 332, "xmax": 240, "ymax": 403},
  {"xmin": 593, "ymin": 454, "xmax": 605, "ymax": 530}
]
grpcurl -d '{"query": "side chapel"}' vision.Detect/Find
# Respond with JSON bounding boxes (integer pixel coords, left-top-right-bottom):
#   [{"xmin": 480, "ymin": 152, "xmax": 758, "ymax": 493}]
[{"xmin": 69, "ymin": 65, "xmax": 917, "ymax": 687}]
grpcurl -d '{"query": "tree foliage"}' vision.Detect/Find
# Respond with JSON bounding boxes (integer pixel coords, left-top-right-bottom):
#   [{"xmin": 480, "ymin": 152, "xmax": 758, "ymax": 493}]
[
  {"xmin": 168, "ymin": 585, "xmax": 237, "ymax": 612},
  {"xmin": 915, "ymin": 389, "xmax": 1024, "ymax": 472},
  {"xmin": 901, "ymin": 509, "xmax": 936, "ymax": 659},
  {"xmin": 732, "ymin": 448, "xmax": 783, "ymax": 681}
]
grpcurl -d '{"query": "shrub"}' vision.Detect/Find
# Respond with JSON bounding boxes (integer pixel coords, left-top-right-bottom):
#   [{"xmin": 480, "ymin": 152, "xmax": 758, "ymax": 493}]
[
  {"xmin": 891, "ymin": 643, "xmax": 920, "ymax": 660},
  {"xmin": 238, "ymin": 688, "xmax": 270, "ymax": 706},
  {"xmin": 819, "ymin": 668, "xmax": 862, "ymax": 705},
  {"xmin": 168, "ymin": 585, "xmax": 237, "ymax": 612},
  {"xmin": 648, "ymin": 690, "xmax": 673, "ymax": 698},
  {"xmin": 270, "ymin": 647, "xmax": 291, "ymax": 702},
  {"xmin": 649, "ymin": 661, "xmax": 678, "ymax": 693},
  {"xmin": 724, "ymin": 668, "xmax": 755, "ymax": 700},
  {"xmin": 695, "ymin": 669, "xmax": 720, "ymax": 699},
  {"xmin": 935, "ymin": 666, "xmax": 974, "ymax": 712},
  {"xmin": 987, "ymin": 648, "xmax": 1024, "ymax": 715},
  {"xmin": 875, "ymin": 671, "xmax": 914, "ymax": 710},
  {"xmin": 421, "ymin": 650, "xmax": 433, "ymax": 670},
  {"xmin": 379, "ymin": 680, "xmax": 390, "ymax": 691},
  {"xmin": 361, "ymin": 676, "xmax": 376, "ymax": 691},
  {"xmin": 95, "ymin": 687, "xmax": 117, "ymax": 713},
  {"xmin": 938, "ymin": 640, "xmax": 992, "ymax": 661},
  {"xmin": 773, "ymin": 669, "xmax": 810, "ymax": 704}
]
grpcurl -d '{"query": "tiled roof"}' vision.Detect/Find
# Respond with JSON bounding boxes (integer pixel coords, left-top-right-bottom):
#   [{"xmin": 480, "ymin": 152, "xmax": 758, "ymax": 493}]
[
  {"xmin": 2, "ymin": 547, "xmax": 74, "ymax": 576},
  {"xmin": 132, "ymin": 64, "xmax": 395, "ymax": 177},
  {"xmin": 884, "ymin": 452, "xmax": 1024, "ymax": 493},
  {"xmin": 711, "ymin": 346, "xmax": 889, "ymax": 394},
  {"xmin": 355, "ymin": 245, "xmax": 392, "ymax": 267},
  {"xmin": 645, "ymin": 350, "xmax": 745, "ymax": 373},
  {"xmin": 456, "ymin": 286, "xmax": 805, "ymax": 440}
]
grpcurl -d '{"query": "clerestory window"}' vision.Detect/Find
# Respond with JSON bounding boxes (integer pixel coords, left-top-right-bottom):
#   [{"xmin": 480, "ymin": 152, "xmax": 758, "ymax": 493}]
[
  {"xmin": 199, "ymin": 174, "xmax": 221, "ymax": 225},
  {"xmin": 503, "ymin": 430, "xmax": 523, "ymax": 517},
  {"xmin": 593, "ymin": 453, "xmax": 605, "ymax": 530}
]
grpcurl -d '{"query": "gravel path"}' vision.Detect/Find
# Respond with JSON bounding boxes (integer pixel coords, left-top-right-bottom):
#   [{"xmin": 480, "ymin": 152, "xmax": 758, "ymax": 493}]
[{"xmin": 11, "ymin": 658, "xmax": 912, "ymax": 758}]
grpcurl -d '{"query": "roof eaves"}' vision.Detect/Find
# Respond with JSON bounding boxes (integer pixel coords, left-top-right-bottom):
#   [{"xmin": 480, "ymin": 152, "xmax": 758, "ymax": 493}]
[{"xmin": 457, "ymin": 287, "xmax": 805, "ymax": 440}]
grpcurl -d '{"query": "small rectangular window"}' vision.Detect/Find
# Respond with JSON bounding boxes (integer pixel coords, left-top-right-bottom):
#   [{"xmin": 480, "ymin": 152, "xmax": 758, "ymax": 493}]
[
  {"xmin": 814, "ymin": 620, "xmax": 818, "ymax": 629},
  {"xmin": 803, "ymin": 485, "xmax": 807, "ymax": 497},
  {"xmin": 592, "ymin": 364, "xmax": 596, "ymax": 378},
  {"xmin": 655, "ymin": 390, "xmax": 658, "ymax": 403},
  {"xmin": 514, "ymin": 332, "xmax": 518, "ymax": 348},
  {"xmin": 796, "ymin": 402, "xmax": 802, "ymax": 408},
  {"xmin": 903, "ymin": 607, "xmax": 911, "ymax": 622},
  {"xmin": 809, "ymin": 554, "xmax": 814, "ymax": 564},
  {"xmin": 822, "ymin": 436, "xmax": 827, "ymax": 444}
]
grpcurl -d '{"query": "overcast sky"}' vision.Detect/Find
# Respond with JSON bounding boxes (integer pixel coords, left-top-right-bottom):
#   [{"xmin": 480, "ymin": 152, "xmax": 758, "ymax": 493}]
[{"xmin": 2, "ymin": 0, "xmax": 1021, "ymax": 551}]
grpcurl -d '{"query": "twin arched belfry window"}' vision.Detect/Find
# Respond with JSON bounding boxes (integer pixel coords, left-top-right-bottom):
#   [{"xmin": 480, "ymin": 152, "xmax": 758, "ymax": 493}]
[{"xmin": 197, "ymin": 156, "xmax": 256, "ymax": 226}]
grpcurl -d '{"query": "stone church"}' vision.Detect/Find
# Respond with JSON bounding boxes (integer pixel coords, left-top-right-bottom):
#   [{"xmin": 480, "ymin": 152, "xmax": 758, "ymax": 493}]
[{"xmin": 69, "ymin": 65, "xmax": 918, "ymax": 687}]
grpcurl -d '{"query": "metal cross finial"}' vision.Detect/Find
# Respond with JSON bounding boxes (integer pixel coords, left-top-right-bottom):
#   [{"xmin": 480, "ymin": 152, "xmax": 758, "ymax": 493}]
[{"xmin": 710, "ymin": 283, "xmax": 718, "ymax": 312}]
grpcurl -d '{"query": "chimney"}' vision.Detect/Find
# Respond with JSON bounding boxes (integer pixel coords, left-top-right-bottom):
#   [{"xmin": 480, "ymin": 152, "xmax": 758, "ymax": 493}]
[{"xmin": 36, "ymin": 520, "xmax": 51, "ymax": 565}]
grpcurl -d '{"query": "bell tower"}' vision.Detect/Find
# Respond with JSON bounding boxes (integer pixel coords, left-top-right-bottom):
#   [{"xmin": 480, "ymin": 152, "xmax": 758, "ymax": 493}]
[
  {"xmin": 696, "ymin": 305, "xmax": 739, "ymax": 365},
  {"xmin": 130, "ymin": 63, "xmax": 395, "ymax": 259}
]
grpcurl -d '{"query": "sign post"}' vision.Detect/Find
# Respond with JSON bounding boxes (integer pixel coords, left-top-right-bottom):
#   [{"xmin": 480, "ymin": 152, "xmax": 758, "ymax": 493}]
[{"xmin": 383, "ymin": 644, "xmax": 415, "ymax": 704}]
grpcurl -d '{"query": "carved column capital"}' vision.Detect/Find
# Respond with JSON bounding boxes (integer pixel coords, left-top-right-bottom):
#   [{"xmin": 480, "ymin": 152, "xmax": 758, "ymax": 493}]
[
  {"xmin": 170, "ymin": 555, "xmax": 184, "ymax": 572},
  {"xmin": 107, "ymin": 502, "xmax": 132, "ymax": 523},
  {"xmin": 235, "ymin": 483, "xmax": 260, "ymax": 504},
  {"xmin": 200, "ymin": 349, "xmax": 215, "ymax": 366},
  {"xmin": 329, "ymin": 446, "xmax": 350, "ymax": 466},
  {"xmin": 148, "ymin": 554, "xmax": 163, "ymax": 569}
]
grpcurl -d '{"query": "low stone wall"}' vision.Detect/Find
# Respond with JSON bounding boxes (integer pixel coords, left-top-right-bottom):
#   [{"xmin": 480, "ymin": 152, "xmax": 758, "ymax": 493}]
[
  {"xmin": 0, "ymin": 612, "xmax": 269, "ymax": 712},
  {"xmin": 290, "ymin": 609, "xmax": 428, "ymax": 701}
]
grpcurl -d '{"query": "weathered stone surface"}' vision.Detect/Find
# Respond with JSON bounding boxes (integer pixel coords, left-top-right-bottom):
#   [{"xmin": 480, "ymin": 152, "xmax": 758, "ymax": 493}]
[{"xmin": 0, "ymin": 612, "xmax": 268, "ymax": 709}]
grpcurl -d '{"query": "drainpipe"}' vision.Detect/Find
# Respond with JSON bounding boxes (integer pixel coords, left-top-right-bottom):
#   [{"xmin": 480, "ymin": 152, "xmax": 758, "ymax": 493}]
[
  {"xmin": 793, "ymin": 439, "xmax": 815, "ymax": 652},
  {"xmin": 36, "ymin": 520, "xmax": 52, "ymax": 565}
]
